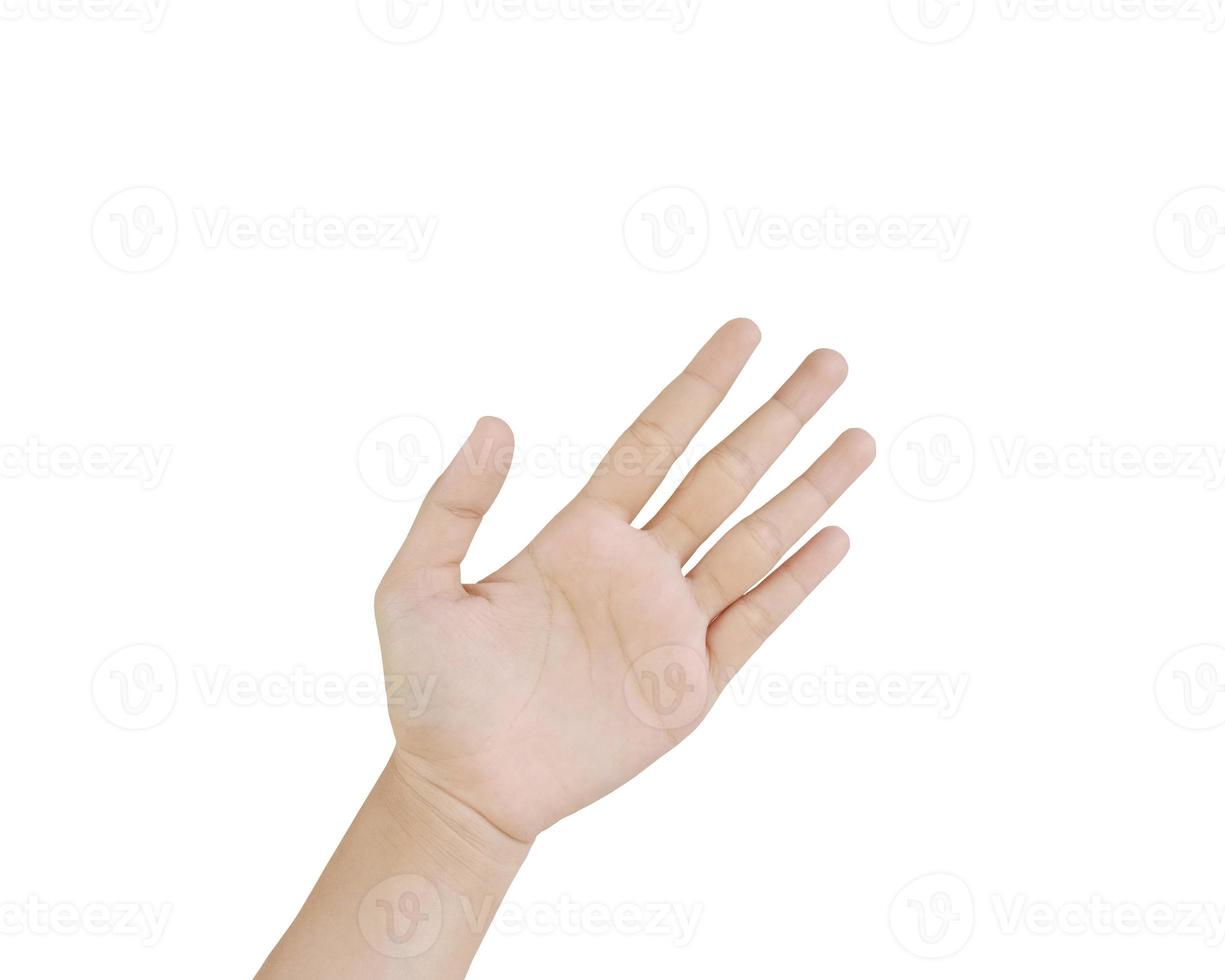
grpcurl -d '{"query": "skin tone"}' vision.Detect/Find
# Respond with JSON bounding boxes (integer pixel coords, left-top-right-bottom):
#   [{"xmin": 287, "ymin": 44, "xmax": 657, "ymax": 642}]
[{"xmin": 256, "ymin": 318, "xmax": 875, "ymax": 978}]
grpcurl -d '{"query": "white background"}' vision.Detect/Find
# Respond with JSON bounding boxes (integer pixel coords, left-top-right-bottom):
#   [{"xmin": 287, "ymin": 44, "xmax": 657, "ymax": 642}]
[{"xmin": 3, "ymin": 1, "xmax": 1225, "ymax": 977}]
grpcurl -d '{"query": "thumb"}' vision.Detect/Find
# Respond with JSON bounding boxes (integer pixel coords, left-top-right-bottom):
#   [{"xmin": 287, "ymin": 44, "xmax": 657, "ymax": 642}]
[{"xmin": 383, "ymin": 416, "xmax": 514, "ymax": 598}]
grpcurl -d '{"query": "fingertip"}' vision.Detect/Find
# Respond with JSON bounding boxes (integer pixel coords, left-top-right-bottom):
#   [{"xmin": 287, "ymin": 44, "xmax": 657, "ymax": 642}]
[
  {"xmin": 724, "ymin": 317, "xmax": 762, "ymax": 348},
  {"xmin": 474, "ymin": 415, "xmax": 513, "ymax": 442},
  {"xmin": 841, "ymin": 427, "xmax": 877, "ymax": 465},
  {"xmin": 786, "ymin": 525, "xmax": 852, "ymax": 593},
  {"xmin": 469, "ymin": 416, "xmax": 515, "ymax": 475},
  {"xmin": 692, "ymin": 318, "xmax": 761, "ymax": 378},
  {"xmin": 818, "ymin": 524, "xmax": 851, "ymax": 556},
  {"xmin": 808, "ymin": 348, "xmax": 849, "ymax": 384},
  {"xmin": 777, "ymin": 347, "xmax": 848, "ymax": 417}
]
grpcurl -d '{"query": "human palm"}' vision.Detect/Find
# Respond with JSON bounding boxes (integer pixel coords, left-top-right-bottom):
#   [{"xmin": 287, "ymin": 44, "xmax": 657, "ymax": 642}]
[{"xmin": 375, "ymin": 320, "xmax": 874, "ymax": 843}]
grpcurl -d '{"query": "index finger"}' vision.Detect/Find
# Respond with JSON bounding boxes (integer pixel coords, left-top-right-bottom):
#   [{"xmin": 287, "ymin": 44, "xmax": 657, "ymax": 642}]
[{"xmin": 579, "ymin": 318, "xmax": 761, "ymax": 521}]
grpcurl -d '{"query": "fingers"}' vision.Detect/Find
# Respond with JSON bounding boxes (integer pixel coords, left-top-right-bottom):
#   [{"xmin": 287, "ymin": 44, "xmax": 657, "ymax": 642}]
[
  {"xmin": 579, "ymin": 318, "xmax": 761, "ymax": 521},
  {"xmin": 645, "ymin": 349, "xmax": 848, "ymax": 563},
  {"xmin": 706, "ymin": 526, "xmax": 851, "ymax": 687},
  {"xmin": 384, "ymin": 416, "xmax": 514, "ymax": 599},
  {"xmin": 689, "ymin": 428, "xmax": 875, "ymax": 619}
]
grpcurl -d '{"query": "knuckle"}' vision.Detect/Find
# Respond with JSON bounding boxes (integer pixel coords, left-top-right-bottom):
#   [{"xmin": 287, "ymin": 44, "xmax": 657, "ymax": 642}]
[
  {"xmin": 743, "ymin": 513, "xmax": 786, "ymax": 561},
  {"xmin": 628, "ymin": 415, "xmax": 676, "ymax": 454},
  {"xmin": 434, "ymin": 499, "xmax": 485, "ymax": 522},
  {"xmin": 706, "ymin": 442, "xmax": 757, "ymax": 493},
  {"xmin": 738, "ymin": 596, "xmax": 775, "ymax": 643}
]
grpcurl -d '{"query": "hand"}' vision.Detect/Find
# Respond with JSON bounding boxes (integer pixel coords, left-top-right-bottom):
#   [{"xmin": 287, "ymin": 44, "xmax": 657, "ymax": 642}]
[
  {"xmin": 259, "ymin": 319, "xmax": 875, "ymax": 978},
  {"xmin": 375, "ymin": 318, "xmax": 875, "ymax": 843}
]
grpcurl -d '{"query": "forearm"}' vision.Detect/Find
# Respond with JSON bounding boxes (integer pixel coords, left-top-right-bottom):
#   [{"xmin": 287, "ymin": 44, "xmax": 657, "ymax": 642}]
[{"xmin": 256, "ymin": 752, "xmax": 531, "ymax": 979}]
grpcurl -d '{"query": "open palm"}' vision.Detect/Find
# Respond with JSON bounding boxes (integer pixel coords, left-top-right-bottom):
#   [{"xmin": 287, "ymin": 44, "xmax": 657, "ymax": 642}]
[{"xmin": 375, "ymin": 319, "xmax": 874, "ymax": 843}]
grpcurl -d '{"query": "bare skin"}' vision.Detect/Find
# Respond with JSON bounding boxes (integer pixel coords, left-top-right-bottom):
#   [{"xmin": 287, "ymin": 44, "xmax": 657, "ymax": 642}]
[{"xmin": 257, "ymin": 318, "xmax": 874, "ymax": 978}]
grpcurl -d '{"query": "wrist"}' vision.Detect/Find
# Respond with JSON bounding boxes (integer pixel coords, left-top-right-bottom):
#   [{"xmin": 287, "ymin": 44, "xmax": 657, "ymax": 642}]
[
  {"xmin": 257, "ymin": 753, "xmax": 530, "ymax": 979},
  {"xmin": 377, "ymin": 750, "xmax": 532, "ymax": 894}
]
